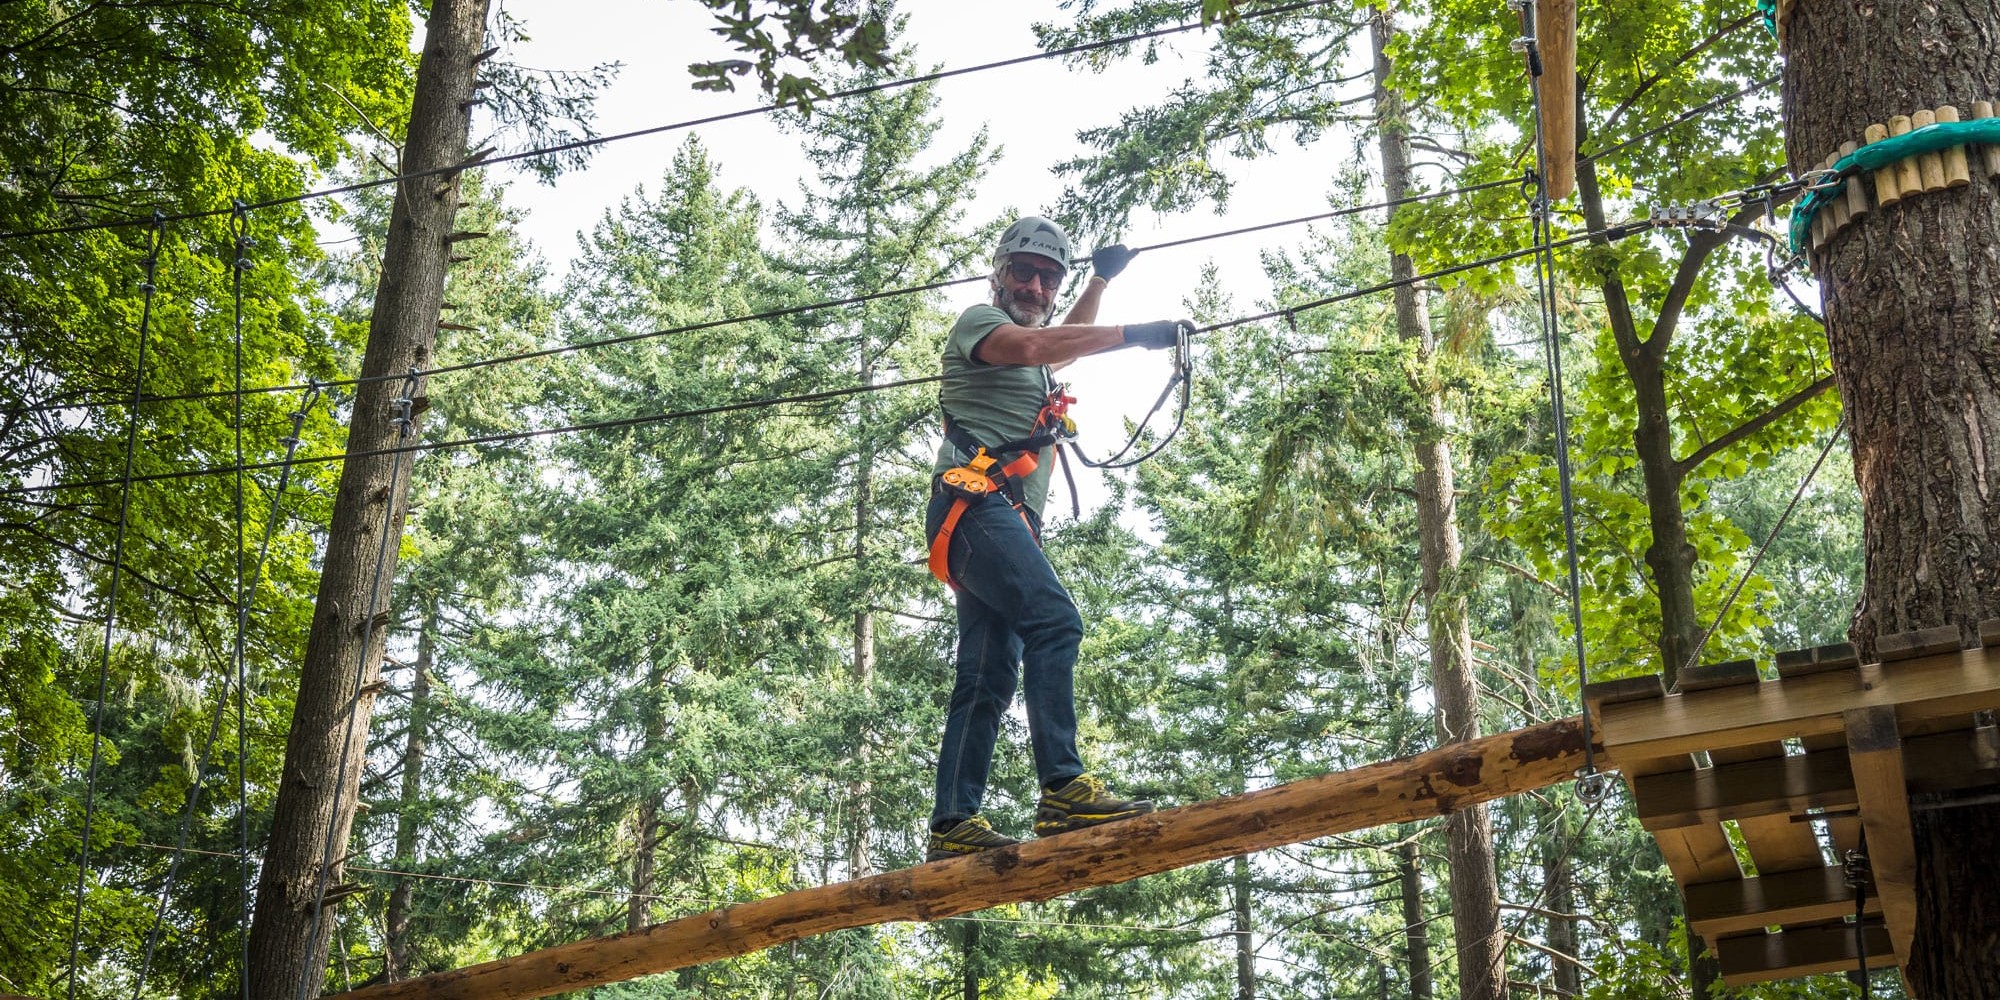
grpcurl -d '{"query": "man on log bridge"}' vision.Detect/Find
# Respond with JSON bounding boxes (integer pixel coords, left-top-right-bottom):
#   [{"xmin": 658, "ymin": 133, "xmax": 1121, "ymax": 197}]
[{"xmin": 922, "ymin": 215, "xmax": 1190, "ymax": 861}]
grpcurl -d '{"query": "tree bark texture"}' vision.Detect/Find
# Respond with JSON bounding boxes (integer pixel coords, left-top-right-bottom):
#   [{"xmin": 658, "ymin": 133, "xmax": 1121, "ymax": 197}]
[
  {"xmin": 1784, "ymin": 1, "xmax": 2000, "ymax": 994},
  {"xmin": 1784, "ymin": 0, "xmax": 2000, "ymax": 656},
  {"xmin": 1907, "ymin": 801, "xmax": 2000, "ymax": 996},
  {"xmin": 1373, "ymin": 12, "xmax": 1505, "ymax": 999},
  {"xmin": 246, "ymin": 1, "xmax": 489, "ymax": 995}
]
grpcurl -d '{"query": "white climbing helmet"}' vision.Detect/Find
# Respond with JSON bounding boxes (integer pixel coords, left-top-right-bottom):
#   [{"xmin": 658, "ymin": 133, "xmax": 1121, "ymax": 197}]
[{"xmin": 994, "ymin": 216, "xmax": 1072, "ymax": 270}]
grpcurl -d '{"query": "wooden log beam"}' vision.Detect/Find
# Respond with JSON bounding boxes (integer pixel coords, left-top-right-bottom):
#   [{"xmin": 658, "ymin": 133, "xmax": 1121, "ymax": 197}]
[
  {"xmin": 1845, "ymin": 705, "xmax": 1918, "ymax": 965},
  {"xmin": 1717, "ymin": 921, "xmax": 1893, "ymax": 985},
  {"xmin": 1535, "ymin": 0, "xmax": 1578, "ymax": 200},
  {"xmin": 1686, "ymin": 864, "xmax": 1881, "ymax": 938},
  {"xmin": 1596, "ymin": 646, "xmax": 2000, "ymax": 762},
  {"xmin": 325, "ymin": 718, "xmax": 1590, "ymax": 1000}
]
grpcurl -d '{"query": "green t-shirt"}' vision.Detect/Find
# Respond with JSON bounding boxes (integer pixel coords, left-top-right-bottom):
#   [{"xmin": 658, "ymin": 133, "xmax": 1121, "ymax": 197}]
[{"xmin": 933, "ymin": 303, "xmax": 1058, "ymax": 518}]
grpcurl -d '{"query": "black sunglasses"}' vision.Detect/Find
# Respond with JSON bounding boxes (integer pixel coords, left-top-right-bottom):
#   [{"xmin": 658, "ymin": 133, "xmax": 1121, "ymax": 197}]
[{"xmin": 1005, "ymin": 260, "xmax": 1066, "ymax": 288}]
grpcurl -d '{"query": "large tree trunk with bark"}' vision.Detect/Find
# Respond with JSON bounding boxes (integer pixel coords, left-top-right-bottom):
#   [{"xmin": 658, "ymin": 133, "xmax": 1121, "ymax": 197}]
[
  {"xmin": 245, "ymin": 2, "xmax": 489, "ymax": 995},
  {"xmin": 1784, "ymin": 2, "xmax": 2000, "ymax": 994},
  {"xmin": 1372, "ymin": 12, "xmax": 1504, "ymax": 999}
]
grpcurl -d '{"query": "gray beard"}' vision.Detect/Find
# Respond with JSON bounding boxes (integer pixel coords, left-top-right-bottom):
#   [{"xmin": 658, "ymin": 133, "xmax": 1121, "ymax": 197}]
[{"xmin": 993, "ymin": 284, "xmax": 1054, "ymax": 328}]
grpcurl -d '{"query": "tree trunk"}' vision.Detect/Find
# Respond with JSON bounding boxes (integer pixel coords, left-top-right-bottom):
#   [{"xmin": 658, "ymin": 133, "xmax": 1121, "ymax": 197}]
[
  {"xmin": 629, "ymin": 798, "xmax": 658, "ymax": 934},
  {"xmin": 1231, "ymin": 815, "xmax": 1256, "ymax": 999},
  {"xmin": 1541, "ymin": 813, "xmax": 1580, "ymax": 996},
  {"xmin": 1573, "ymin": 137, "xmax": 1707, "ymax": 689},
  {"xmin": 631, "ymin": 660, "xmax": 667, "ymax": 933},
  {"xmin": 848, "ymin": 337, "xmax": 876, "ymax": 880},
  {"xmin": 961, "ymin": 920, "xmax": 980, "ymax": 1000},
  {"xmin": 1373, "ymin": 12, "xmax": 1504, "ymax": 999},
  {"xmin": 1784, "ymin": 2, "xmax": 2000, "ymax": 993},
  {"xmin": 1399, "ymin": 839, "xmax": 1434, "ymax": 1000},
  {"xmin": 383, "ymin": 609, "xmax": 434, "ymax": 981},
  {"xmin": 1573, "ymin": 98, "xmax": 1722, "ymax": 1000},
  {"xmin": 246, "ymin": 1, "xmax": 487, "ymax": 996}
]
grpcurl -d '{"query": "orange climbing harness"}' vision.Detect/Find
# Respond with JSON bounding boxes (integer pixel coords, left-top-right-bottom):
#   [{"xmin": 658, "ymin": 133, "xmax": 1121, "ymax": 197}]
[{"xmin": 927, "ymin": 387, "xmax": 1078, "ymax": 589}]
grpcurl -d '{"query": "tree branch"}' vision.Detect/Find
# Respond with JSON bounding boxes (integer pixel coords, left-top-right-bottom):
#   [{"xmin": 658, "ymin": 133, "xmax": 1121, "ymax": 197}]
[
  {"xmin": 1673, "ymin": 373, "xmax": 1837, "ymax": 478},
  {"xmin": 1598, "ymin": 12, "xmax": 1759, "ymax": 138},
  {"xmin": 1470, "ymin": 554, "xmax": 1564, "ymax": 598}
]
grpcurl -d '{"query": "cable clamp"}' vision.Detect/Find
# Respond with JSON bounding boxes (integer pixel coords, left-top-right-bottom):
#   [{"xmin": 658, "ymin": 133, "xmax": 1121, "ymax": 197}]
[
  {"xmin": 1510, "ymin": 35, "xmax": 1537, "ymax": 54},
  {"xmin": 1528, "ymin": 194, "xmax": 1554, "ymax": 224},
  {"xmin": 1647, "ymin": 199, "xmax": 1726, "ymax": 231},
  {"xmin": 1573, "ymin": 765, "xmax": 1614, "ymax": 805}
]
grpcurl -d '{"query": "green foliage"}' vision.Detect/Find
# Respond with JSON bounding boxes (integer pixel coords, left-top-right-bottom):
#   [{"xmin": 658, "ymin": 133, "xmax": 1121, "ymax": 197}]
[
  {"xmin": 0, "ymin": 4, "xmax": 417, "ymax": 991},
  {"xmin": 684, "ymin": 0, "xmax": 894, "ymax": 113}
]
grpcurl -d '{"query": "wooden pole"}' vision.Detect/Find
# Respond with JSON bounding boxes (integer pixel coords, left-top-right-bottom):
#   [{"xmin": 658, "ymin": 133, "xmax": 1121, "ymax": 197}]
[
  {"xmin": 1936, "ymin": 105, "xmax": 1972, "ymax": 187},
  {"xmin": 1911, "ymin": 109, "xmax": 1947, "ymax": 191},
  {"xmin": 1867, "ymin": 122, "xmax": 1902, "ymax": 206},
  {"xmin": 1888, "ymin": 115, "xmax": 1923, "ymax": 195},
  {"xmin": 324, "ymin": 718, "xmax": 1591, "ymax": 1000},
  {"xmin": 1976, "ymin": 100, "xmax": 2000, "ymax": 178},
  {"xmin": 1536, "ymin": 0, "xmax": 1578, "ymax": 200},
  {"xmin": 1841, "ymin": 141, "xmax": 1869, "ymax": 223}
]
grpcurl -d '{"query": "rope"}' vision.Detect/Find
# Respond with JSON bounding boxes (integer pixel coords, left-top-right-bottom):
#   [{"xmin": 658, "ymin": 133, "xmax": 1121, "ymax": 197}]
[
  {"xmin": 1677, "ymin": 413, "xmax": 1846, "ymax": 679},
  {"xmin": 1069, "ymin": 325, "xmax": 1193, "ymax": 470},
  {"xmin": 7, "ymin": 176, "xmax": 1528, "ymax": 420},
  {"xmin": 1787, "ymin": 118, "xmax": 2000, "ymax": 253},
  {"xmin": 66, "ymin": 212, "xmax": 166, "ymax": 1000},
  {"xmin": 5, "ymin": 220, "xmax": 1651, "ymax": 500},
  {"xmin": 0, "ymin": 0, "xmax": 1341, "ymax": 244},
  {"xmin": 296, "ymin": 369, "xmax": 421, "ymax": 1000},
  {"xmin": 1517, "ymin": 0, "xmax": 1607, "ymax": 803}
]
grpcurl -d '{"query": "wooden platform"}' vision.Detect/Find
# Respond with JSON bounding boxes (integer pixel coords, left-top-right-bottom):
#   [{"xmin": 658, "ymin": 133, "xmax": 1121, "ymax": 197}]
[{"xmin": 1586, "ymin": 622, "xmax": 2000, "ymax": 986}]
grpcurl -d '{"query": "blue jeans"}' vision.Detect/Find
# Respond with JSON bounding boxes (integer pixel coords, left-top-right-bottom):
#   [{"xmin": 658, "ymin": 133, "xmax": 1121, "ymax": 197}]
[{"xmin": 926, "ymin": 488, "xmax": 1085, "ymax": 829}]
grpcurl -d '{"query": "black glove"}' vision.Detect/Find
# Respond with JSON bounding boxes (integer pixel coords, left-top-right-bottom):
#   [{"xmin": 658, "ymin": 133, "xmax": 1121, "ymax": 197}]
[
  {"xmin": 1091, "ymin": 244, "xmax": 1136, "ymax": 281},
  {"xmin": 1123, "ymin": 319, "xmax": 1189, "ymax": 350}
]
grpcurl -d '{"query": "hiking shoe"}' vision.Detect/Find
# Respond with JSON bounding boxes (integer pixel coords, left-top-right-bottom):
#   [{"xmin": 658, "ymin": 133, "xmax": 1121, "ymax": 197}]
[
  {"xmin": 926, "ymin": 815, "xmax": 1021, "ymax": 862},
  {"xmin": 1034, "ymin": 774, "xmax": 1154, "ymax": 836}
]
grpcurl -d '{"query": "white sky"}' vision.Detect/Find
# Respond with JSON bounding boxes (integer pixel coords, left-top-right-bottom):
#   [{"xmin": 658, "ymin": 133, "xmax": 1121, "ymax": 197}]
[{"xmin": 475, "ymin": 0, "xmax": 1368, "ymax": 513}]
